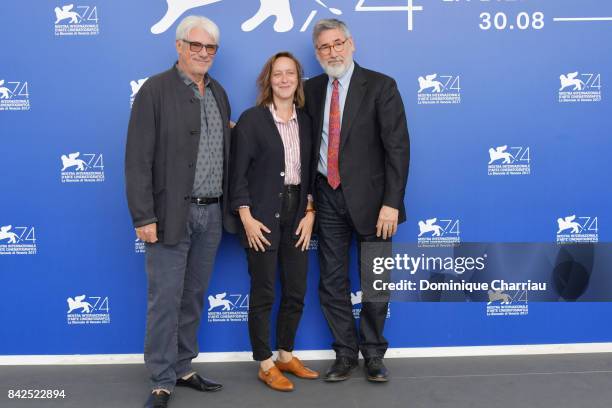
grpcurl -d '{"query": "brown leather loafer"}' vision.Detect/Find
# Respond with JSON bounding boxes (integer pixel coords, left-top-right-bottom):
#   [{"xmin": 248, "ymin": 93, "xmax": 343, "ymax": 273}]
[
  {"xmin": 258, "ymin": 366, "xmax": 294, "ymax": 392},
  {"xmin": 275, "ymin": 357, "xmax": 320, "ymax": 379}
]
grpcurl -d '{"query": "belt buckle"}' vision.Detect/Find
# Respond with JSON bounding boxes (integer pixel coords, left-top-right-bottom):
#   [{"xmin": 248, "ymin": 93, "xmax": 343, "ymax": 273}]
[{"xmin": 195, "ymin": 197, "xmax": 206, "ymax": 206}]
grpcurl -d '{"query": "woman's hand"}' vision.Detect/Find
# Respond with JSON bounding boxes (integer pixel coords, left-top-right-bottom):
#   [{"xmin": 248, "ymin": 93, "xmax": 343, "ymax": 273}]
[
  {"xmin": 239, "ymin": 208, "xmax": 271, "ymax": 252},
  {"xmin": 295, "ymin": 212, "xmax": 315, "ymax": 251}
]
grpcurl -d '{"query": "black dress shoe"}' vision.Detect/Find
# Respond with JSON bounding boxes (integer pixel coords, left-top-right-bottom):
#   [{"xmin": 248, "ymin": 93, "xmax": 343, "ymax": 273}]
[
  {"xmin": 176, "ymin": 373, "xmax": 223, "ymax": 392},
  {"xmin": 144, "ymin": 391, "xmax": 170, "ymax": 408},
  {"xmin": 324, "ymin": 356, "xmax": 358, "ymax": 382},
  {"xmin": 365, "ymin": 357, "xmax": 389, "ymax": 382}
]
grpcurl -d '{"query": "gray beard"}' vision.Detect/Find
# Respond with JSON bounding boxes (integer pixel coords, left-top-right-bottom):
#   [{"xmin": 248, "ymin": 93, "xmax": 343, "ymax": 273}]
[{"xmin": 321, "ymin": 60, "xmax": 351, "ymax": 79}]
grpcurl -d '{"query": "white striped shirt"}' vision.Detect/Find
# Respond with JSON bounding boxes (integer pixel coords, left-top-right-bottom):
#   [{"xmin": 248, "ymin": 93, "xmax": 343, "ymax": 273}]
[{"xmin": 269, "ymin": 104, "xmax": 301, "ymax": 185}]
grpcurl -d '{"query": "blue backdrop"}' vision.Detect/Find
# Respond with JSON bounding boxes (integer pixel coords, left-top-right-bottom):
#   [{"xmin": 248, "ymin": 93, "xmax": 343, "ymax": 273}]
[{"xmin": 1, "ymin": 0, "xmax": 612, "ymax": 355}]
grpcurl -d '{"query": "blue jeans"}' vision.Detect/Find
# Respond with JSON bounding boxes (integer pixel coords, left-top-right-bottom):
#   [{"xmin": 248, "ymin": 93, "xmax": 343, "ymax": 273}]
[{"xmin": 144, "ymin": 203, "xmax": 222, "ymax": 392}]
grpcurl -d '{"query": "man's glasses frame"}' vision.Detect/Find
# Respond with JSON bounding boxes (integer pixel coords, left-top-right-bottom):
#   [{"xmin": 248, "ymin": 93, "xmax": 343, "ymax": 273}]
[
  {"xmin": 182, "ymin": 39, "xmax": 219, "ymax": 55},
  {"xmin": 316, "ymin": 38, "xmax": 349, "ymax": 56}
]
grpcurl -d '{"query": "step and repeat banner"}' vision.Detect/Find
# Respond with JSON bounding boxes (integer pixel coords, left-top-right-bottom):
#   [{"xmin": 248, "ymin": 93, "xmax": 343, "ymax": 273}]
[{"xmin": 2, "ymin": 0, "xmax": 612, "ymax": 355}]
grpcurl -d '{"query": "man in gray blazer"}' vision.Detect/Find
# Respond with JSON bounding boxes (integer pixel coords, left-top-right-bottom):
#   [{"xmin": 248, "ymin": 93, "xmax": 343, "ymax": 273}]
[{"xmin": 125, "ymin": 15, "xmax": 236, "ymax": 408}]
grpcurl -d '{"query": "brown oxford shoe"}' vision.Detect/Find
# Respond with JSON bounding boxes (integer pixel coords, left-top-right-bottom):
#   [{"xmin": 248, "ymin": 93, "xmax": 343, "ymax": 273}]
[
  {"xmin": 258, "ymin": 366, "xmax": 294, "ymax": 392},
  {"xmin": 275, "ymin": 357, "xmax": 320, "ymax": 379}
]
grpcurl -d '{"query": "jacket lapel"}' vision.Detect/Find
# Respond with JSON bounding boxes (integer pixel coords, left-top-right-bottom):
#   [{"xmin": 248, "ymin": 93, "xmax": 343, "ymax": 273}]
[
  {"xmin": 208, "ymin": 79, "xmax": 230, "ymax": 161},
  {"xmin": 311, "ymin": 75, "xmax": 327, "ymax": 160},
  {"xmin": 316, "ymin": 77, "xmax": 327, "ymax": 144},
  {"xmin": 262, "ymin": 106, "xmax": 286, "ymax": 161},
  {"xmin": 170, "ymin": 65, "xmax": 201, "ymax": 143},
  {"xmin": 297, "ymin": 109, "xmax": 310, "ymax": 180},
  {"xmin": 170, "ymin": 65, "xmax": 197, "ymax": 108},
  {"xmin": 340, "ymin": 63, "xmax": 366, "ymax": 151}
]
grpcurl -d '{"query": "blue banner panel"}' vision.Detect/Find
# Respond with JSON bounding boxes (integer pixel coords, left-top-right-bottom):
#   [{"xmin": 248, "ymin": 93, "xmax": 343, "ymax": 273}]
[{"xmin": 1, "ymin": 0, "xmax": 612, "ymax": 355}]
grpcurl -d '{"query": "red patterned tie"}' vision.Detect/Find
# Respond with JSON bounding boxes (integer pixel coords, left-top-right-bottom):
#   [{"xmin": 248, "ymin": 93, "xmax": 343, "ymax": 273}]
[{"xmin": 327, "ymin": 79, "xmax": 341, "ymax": 189}]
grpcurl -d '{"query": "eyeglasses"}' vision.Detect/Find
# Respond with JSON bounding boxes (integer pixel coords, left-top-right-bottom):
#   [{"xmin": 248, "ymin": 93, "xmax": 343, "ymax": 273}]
[
  {"xmin": 316, "ymin": 38, "xmax": 349, "ymax": 56},
  {"xmin": 182, "ymin": 39, "xmax": 219, "ymax": 55}
]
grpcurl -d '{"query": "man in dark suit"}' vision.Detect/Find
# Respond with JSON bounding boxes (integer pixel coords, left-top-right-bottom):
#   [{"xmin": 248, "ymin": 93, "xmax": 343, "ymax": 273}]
[
  {"xmin": 304, "ymin": 19, "xmax": 410, "ymax": 383},
  {"xmin": 125, "ymin": 15, "xmax": 236, "ymax": 408}
]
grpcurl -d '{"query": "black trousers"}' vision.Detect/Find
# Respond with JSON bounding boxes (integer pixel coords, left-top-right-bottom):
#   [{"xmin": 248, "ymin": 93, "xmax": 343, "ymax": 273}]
[
  {"xmin": 247, "ymin": 185, "xmax": 308, "ymax": 361},
  {"xmin": 316, "ymin": 175, "xmax": 389, "ymax": 360}
]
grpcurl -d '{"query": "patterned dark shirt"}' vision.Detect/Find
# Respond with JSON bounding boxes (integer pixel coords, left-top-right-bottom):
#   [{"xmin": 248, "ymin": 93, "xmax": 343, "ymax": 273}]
[{"xmin": 177, "ymin": 65, "xmax": 224, "ymax": 197}]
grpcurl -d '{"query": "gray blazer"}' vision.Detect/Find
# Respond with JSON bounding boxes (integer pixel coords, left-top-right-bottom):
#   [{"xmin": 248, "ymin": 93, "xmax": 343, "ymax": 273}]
[{"xmin": 125, "ymin": 64, "xmax": 237, "ymax": 245}]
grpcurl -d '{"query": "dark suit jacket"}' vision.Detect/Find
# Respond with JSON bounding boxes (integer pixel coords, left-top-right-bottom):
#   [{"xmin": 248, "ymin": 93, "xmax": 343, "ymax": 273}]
[
  {"xmin": 229, "ymin": 105, "xmax": 312, "ymax": 250},
  {"xmin": 304, "ymin": 62, "xmax": 410, "ymax": 236},
  {"xmin": 125, "ymin": 65, "xmax": 237, "ymax": 245}
]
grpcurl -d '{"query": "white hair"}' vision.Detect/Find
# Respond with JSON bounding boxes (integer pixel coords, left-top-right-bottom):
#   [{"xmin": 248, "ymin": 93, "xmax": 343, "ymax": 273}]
[
  {"xmin": 312, "ymin": 19, "xmax": 351, "ymax": 46},
  {"xmin": 175, "ymin": 15, "xmax": 220, "ymax": 43}
]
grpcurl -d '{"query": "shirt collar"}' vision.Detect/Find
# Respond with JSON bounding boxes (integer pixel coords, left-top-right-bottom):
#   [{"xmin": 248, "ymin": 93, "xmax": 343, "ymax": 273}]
[
  {"xmin": 175, "ymin": 63, "xmax": 210, "ymax": 88},
  {"xmin": 269, "ymin": 103, "xmax": 297, "ymax": 124},
  {"xmin": 328, "ymin": 60, "xmax": 355, "ymax": 90}
]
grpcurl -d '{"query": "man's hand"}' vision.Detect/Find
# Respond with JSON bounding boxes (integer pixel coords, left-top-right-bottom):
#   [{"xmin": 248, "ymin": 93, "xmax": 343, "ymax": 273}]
[
  {"xmin": 376, "ymin": 206, "xmax": 399, "ymax": 240},
  {"xmin": 136, "ymin": 223, "xmax": 158, "ymax": 243}
]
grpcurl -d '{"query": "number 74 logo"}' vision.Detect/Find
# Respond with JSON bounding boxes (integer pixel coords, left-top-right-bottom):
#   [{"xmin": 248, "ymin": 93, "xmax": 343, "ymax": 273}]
[{"xmin": 0, "ymin": 81, "xmax": 29, "ymax": 99}]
